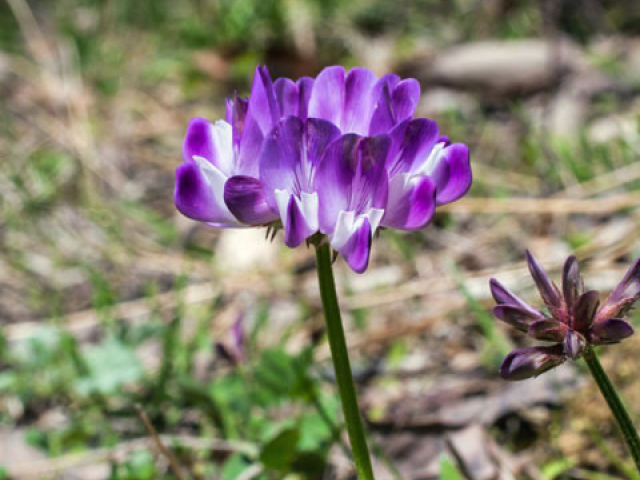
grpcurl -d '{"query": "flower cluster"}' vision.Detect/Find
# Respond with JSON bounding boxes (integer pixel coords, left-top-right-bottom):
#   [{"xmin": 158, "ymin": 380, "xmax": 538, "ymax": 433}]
[
  {"xmin": 491, "ymin": 251, "xmax": 639, "ymax": 381},
  {"xmin": 174, "ymin": 66, "xmax": 472, "ymax": 272}
]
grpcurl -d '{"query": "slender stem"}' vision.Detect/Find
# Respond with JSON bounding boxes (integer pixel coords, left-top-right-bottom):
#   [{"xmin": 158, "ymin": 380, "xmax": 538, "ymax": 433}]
[
  {"xmin": 583, "ymin": 346, "xmax": 640, "ymax": 472},
  {"xmin": 315, "ymin": 242, "xmax": 375, "ymax": 480}
]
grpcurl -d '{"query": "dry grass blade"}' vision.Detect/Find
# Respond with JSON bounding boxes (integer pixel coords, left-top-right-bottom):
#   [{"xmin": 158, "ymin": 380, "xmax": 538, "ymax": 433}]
[
  {"xmin": 441, "ymin": 192, "xmax": 640, "ymax": 214},
  {"xmin": 135, "ymin": 405, "xmax": 188, "ymax": 480}
]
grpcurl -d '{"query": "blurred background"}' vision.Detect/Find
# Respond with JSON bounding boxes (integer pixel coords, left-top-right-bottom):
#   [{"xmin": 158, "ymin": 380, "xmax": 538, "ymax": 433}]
[{"xmin": 2, "ymin": 0, "xmax": 640, "ymax": 478}]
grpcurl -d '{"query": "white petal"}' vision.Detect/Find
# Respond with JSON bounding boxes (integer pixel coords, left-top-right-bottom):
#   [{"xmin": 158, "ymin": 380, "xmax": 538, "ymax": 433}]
[
  {"xmin": 210, "ymin": 120, "xmax": 234, "ymax": 175},
  {"xmin": 365, "ymin": 208, "xmax": 385, "ymax": 234},
  {"xmin": 275, "ymin": 189, "xmax": 291, "ymax": 227},
  {"xmin": 331, "ymin": 210, "xmax": 356, "ymax": 250},
  {"xmin": 300, "ymin": 191, "xmax": 319, "ymax": 232}
]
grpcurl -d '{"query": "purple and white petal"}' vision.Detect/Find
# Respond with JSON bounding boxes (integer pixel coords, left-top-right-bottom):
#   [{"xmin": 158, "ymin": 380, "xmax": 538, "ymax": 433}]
[
  {"xmin": 316, "ymin": 134, "xmax": 360, "ymax": 234},
  {"xmin": 259, "ymin": 117, "xmax": 304, "ymax": 210},
  {"xmin": 387, "ymin": 119, "xmax": 439, "ymax": 177},
  {"xmin": 174, "ymin": 159, "xmax": 240, "ymax": 227},
  {"xmin": 183, "ymin": 118, "xmax": 234, "ymax": 175},
  {"xmin": 278, "ymin": 193, "xmax": 318, "ymax": 248},
  {"xmin": 382, "ymin": 174, "xmax": 435, "ymax": 230},
  {"xmin": 336, "ymin": 217, "xmax": 373, "ymax": 274},
  {"xmin": 224, "ymin": 175, "xmax": 278, "ymax": 226}
]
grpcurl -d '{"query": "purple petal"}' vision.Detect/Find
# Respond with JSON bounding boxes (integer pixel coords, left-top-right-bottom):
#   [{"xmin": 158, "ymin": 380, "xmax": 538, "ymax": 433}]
[
  {"xmin": 250, "ymin": 65, "xmax": 278, "ymax": 132},
  {"xmin": 316, "ymin": 134, "xmax": 360, "ymax": 234},
  {"xmin": 492, "ymin": 305, "xmax": 543, "ymax": 331},
  {"xmin": 231, "ymin": 314, "xmax": 244, "ymax": 354},
  {"xmin": 343, "ymin": 67, "xmax": 378, "ymax": 135},
  {"xmin": 391, "ymin": 78, "xmax": 420, "ymax": 122},
  {"xmin": 387, "ymin": 119, "xmax": 440, "ymax": 177},
  {"xmin": 226, "ymin": 96, "xmax": 249, "ymax": 150},
  {"xmin": 590, "ymin": 318, "xmax": 634, "ymax": 345},
  {"xmin": 572, "ymin": 290, "xmax": 600, "ymax": 332},
  {"xmin": 297, "ymin": 77, "xmax": 314, "ymax": 120},
  {"xmin": 489, "ymin": 278, "xmax": 544, "ymax": 318},
  {"xmin": 562, "ymin": 255, "xmax": 582, "ymax": 309},
  {"xmin": 528, "ymin": 318, "xmax": 568, "ymax": 342},
  {"xmin": 308, "ymin": 66, "xmax": 345, "ymax": 128},
  {"xmin": 274, "ymin": 78, "xmax": 299, "ymax": 119},
  {"xmin": 224, "ymin": 175, "xmax": 278, "ymax": 225},
  {"xmin": 354, "ymin": 135, "xmax": 390, "ymax": 211},
  {"xmin": 259, "ymin": 117, "xmax": 303, "ymax": 209},
  {"xmin": 564, "ymin": 330, "xmax": 586, "ymax": 360},
  {"xmin": 526, "ymin": 250, "xmax": 562, "ymax": 309},
  {"xmin": 431, "ymin": 143, "xmax": 472, "ymax": 206},
  {"xmin": 382, "ymin": 174, "xmax": 435, "ymax": 230},
  {"xmin": 338, "ymin": 217, "xmax": 372, "ymax": 274},
  {"xmin": 237, "ymin": 66, "xmax": 278, "ymax": 176},
  {"xmin": 599, "ymin": 258, "xmax": 640, "ymax": 320},
  {"xmin": 368, "ymin": 82, "xmax": 395, "ymax": 136},
  {"xmin": 174, "ymin": 161, "xmax": 239, "ymax": 226},
  {"xmin": 183, "ymin": 117, "xmax": 214, "ymax": 163},
  {"xmin": 500, "ymin": 345, "xmax": 565, "ymax": 381}
]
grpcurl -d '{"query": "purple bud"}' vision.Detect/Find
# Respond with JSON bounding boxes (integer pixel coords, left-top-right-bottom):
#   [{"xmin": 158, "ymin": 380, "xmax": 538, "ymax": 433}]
[
  {"xmin": 526, "ymin": 250, "xmax": 562, "ymax": 309},
  {"xmin": 564, "ymin": 330, "xmax": 586, "ymax": 360},
  {"xmin": 598, "ymin": 258, "xmax": 640, "ymax": 321},
  {"xmin": 562, "ymin": 255, "xmax": 582, "ymax": 308},
  {"xmin": 590, "ymin": 318, "xmax": 634, "ymax": 345},
  {"xmin": 231, "ymin": 314, "xmax": 245, "ymax": 357},
  {"xmin": 500, "ymin": 345, "xmax": 565, "ymax": 381},
  {"xmin": 572, "ymin": 290, "xmax": 600, "ymax": 332},
  {"xmin": 492, "ymin": 305, "xmax": 543, "ymax": 331},
  {"xmin": 528, "ymin": 318, "xmax": 568, "ymax": 342},
  {"xmin": 490, "ymin": 278, "xmax": 544, "ymax": 318}
]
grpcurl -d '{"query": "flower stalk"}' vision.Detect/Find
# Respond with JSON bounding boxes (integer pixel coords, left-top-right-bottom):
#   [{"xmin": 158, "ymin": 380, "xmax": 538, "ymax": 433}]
[
  {"xmin": 315, "ymin": 242, "xmax": 375, "ymax": 480},
  {"xmin": 582, "ymin": 346, "xmax": 640, "ymax": 472}
]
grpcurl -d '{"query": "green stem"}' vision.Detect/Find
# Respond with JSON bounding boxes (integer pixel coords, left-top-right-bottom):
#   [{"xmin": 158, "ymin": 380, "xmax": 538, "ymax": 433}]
[
  {"xmin": 583, "ymin": 346, "xmax": 640, "ymax": 473},
  {"xmin": 315, "ymin": 242, "xmax": 375, "ymax": 480}
]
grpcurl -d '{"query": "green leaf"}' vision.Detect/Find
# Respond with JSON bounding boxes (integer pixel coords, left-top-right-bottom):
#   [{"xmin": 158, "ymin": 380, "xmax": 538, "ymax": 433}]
[
  {"xmin": 222, "ymin": 453, "xmax": 252, "ymax": 480},
  {"xmin": 439, "ymin": 455, "xmax": 464, "ymax": 480},
  {"xmin": 75, "ymin": 337, "xmax": 143, "ymax": 395},
  {"xmin": 259, "ymin": 426, "xmax": 300, "ymax": 471}
]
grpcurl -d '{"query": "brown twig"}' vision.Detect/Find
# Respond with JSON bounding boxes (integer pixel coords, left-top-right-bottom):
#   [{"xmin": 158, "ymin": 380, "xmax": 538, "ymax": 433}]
[{"xmin": 135, "ymin": 405, "xmax": 188, "ymax": 480}]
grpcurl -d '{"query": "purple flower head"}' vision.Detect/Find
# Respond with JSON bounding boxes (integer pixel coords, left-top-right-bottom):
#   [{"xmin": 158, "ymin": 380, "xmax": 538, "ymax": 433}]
[
  {"xmin": 174, "ymin": 65, "xmax": 472, "ymax": 273},
  {"xmin": 491, "ymin": 252, "xmax": 637, "ymax": 381}
]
